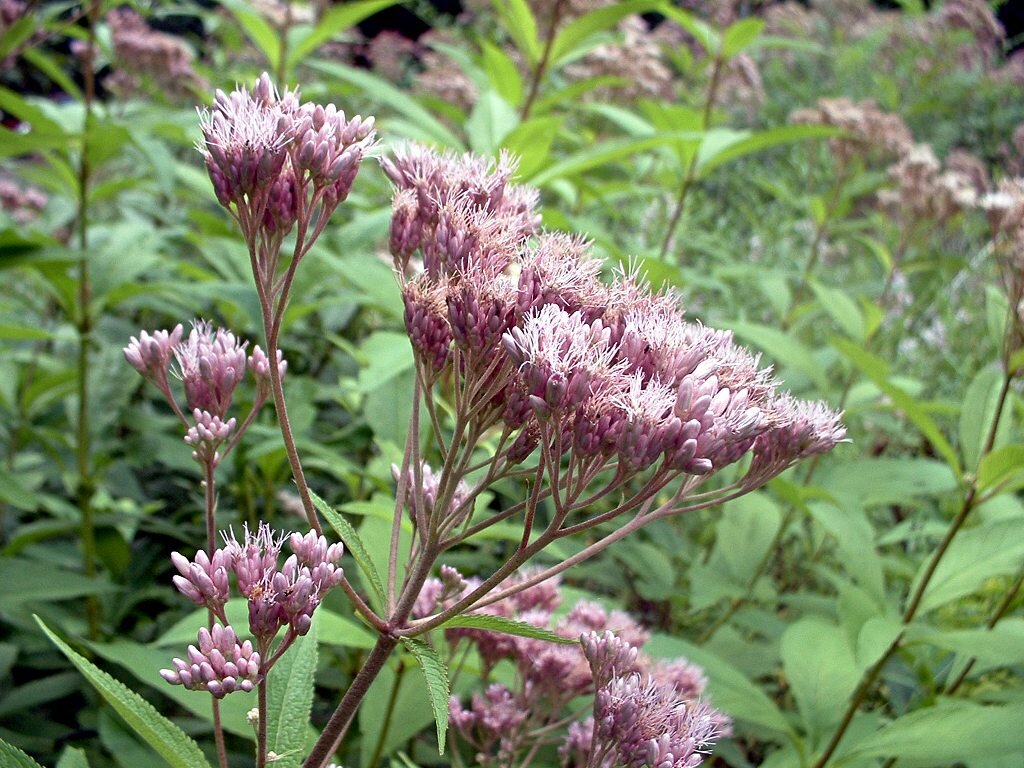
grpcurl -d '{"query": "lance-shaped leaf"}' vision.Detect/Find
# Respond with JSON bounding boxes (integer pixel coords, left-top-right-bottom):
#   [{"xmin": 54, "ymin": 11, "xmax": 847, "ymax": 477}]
[
  {"xmin": 400, "ymin": 638, "xmax": 450, "ymax": 755},
  {"xmin": 438, "ymin": 613, "xmax": 577, "ymax": 645},
  {"xmin": 35, "ymin": 617, "xmax": 212, "ymax": 768},
  {"xmin": 311, "ymin": 489, "xmax": 386, "ymax": 610}
]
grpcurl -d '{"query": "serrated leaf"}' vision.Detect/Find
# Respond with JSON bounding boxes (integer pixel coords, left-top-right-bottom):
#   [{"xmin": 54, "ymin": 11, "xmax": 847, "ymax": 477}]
[
  {"xmin": 399, "ymin": 638, "xmax": 450, "ymax": 755},
  {"xmin": 310, "ymin": 490, "xmax": 386, "ymax": 609},
  {"xmin": 0, "ymin": 737, "xmax": 45, "ymax": 768},
  {"xmin": 265, "ymin": 619, "xmax": 317, "ymax": 768},
  {"xmin": 35, "ymin": 617, "xmax": 212, "ymax": 768},
  {"xmin": 438, "ymin": 613, "xmax": 577, "ymax": 644}
]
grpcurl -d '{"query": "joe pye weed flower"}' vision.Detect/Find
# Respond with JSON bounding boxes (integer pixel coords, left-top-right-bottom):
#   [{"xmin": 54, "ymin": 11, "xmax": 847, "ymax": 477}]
[{"xmin": 119, "ymin": 74, "xmax": 845, "ymax": 768}]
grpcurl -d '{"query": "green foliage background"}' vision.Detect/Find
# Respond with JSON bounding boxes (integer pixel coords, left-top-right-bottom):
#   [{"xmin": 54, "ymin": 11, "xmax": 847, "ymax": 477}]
[{"xmin": 1, "ymin": 1, "xmax": 1023, "ymax": 766}]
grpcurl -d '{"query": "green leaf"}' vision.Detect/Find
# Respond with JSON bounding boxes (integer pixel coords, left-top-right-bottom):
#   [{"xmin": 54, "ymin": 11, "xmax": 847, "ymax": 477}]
[
  {"xmin": 310, "ymin": 489, "xmax": 386, "ymax": 609},
  {"xmin": 913, "ymin": 517, "xmax": 1024, "ymax": 614},
  {"xmin": 265, "ymin": 620, "xmax": 318, "ymax": 768},
  {"xmin": 399, "ymin": 638, "xmax": 450, "ymax": 755},
  {"xmin": 838, "ymin": 700, "xmax": 1024, "ymax": 764},
  {"xmin": 287, "ymin": 0, "xmax": 396, "ymax": 69},
  {"xmin": 501, "ymin": 116, "xmax": 562, "ymax": 179},
  {"xmin": 0, "ymin": 737, "xmax": 45, "ymax": 768},
  {"xmin": 220, "ymin": 0, "xmax": 281, "ymax": 73},
  {"xmin": 480, "ymin": 40, "xmax": 523, "ymax": 106},
  {"xmin": 308, "ymin": 62, "xmax": 462, "ymax": 149},
  {"xmin": 55, "ymin": 746, "xmax": 90, "ymax": 768},
  {"xmin": 0, "ymin": 556, "xmax": 119, "ymax": 607},
  {"xmin": 811, "ymin": 283, "xmax": 864, "ymax": 340},
  {"xmin": 438, "ymin": 614, "xmax": 577, "ymax": 645},
  {"xmin": 549, "ymin": 0, "xmax": 663, "ymax": 63},
  {"xmin": 721, "ymin": 18, "xmax": 765, "ymax": 59},
  {"xmin": 832, "ymin": 337, "xmax": 961, "ymax": 475},
  {"xmin": 466, "ymin": 91, "xmax": 519, "ymax": 155},
  {"xmin": 727, "ymin": 320, "xmax": 828, "ymax": 389},
  {"xmin": 960, "ymin": 367, "xmax": 1007, "ymax": 474},
  {"xmin": 35, "ymin": 618, "xmax": 212, "ymax": 768},
  {"xmin": 910, "ymin": 619, "xmax": 1024, "ymax": 670},
  {"xmin": 977, "ymin": 445, "xmax": 1024, "ymax": 495},
  {"xmin": 818, "ymin": 458, "xmax": 957, "ymax": 509},
  {"xmin": 657, "ymin": 4, "xmax": 719, "ymax": 53},
  {"xmin": 696, "ymin": 124, "xmax": 839, "ymax": 176},
  {"xmin": 781, "ymin": 618, "xmax": 860, "ymax": 746},
  {"xmin": 492, "ymin": 0, "xmax": 540, "ymax": 64},
  {"xmin": 530, "ymin": 132, "xmax": 702, "ymax": 187}
]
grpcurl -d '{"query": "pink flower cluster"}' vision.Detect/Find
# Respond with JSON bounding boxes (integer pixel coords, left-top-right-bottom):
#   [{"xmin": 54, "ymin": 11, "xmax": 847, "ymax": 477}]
[
  {"xmin": 171, "ymin": 522, "xmax": 345, "ymax": 643},
  {"xmin": 390, "ymin": 144, "xmax": 845, "ymax": 493},
  {"xmin": 160, "ymin": 624, "xmax": 260, "ymax": 699},
  {"xmin": 123, "ymin": 320, "xmax": 283, "ymax": 464},
  {"xmin": 198, "ymin": 73, "xmax": 376, "ymax": 287},
  {"xmin": 439, "ymin": 571, "xmax": 727, "ymax": 766}
]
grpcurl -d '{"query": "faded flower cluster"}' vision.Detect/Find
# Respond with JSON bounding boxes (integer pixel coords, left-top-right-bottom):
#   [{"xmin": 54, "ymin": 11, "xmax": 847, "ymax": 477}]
[
  {"xmin": 106, "ymin": 8, "xmax": 205, "ymax": 98},
  {"xmin": 790, "ymin": 97, "xmax": 913, "ymax": 164}
]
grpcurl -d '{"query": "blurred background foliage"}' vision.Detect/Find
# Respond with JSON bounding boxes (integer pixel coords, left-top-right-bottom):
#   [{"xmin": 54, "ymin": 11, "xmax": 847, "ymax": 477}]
[{"xmin": 1, "ymin": 0, "xmax": 1024, "ymax": 766}]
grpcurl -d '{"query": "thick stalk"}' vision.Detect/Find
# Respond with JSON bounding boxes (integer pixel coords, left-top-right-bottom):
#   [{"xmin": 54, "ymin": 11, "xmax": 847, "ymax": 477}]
[
  {"xmin": 520, "ymin": 0, "xmax": 566, "ymax": 120},
  {"xmin": 367, "ymin": 660, "xmax": 406, "ymax": 768},
  {"xmin": 257, "ymin": 678, "xmax": 269, "ymax": 768},
  {"xmin": 658, "ymin": 51, "xmax": 725, "ymax": 261},
  {"xmin": 76, "ymin": 0, "xmax": 100, "ymax": 641},
  {"xmin": 811, "ymin": 370, "xmax": 1014, "ymax": 768},
  {"xmin": 303, "ymin": 634, "xmax": 399, "ymax": 768}
]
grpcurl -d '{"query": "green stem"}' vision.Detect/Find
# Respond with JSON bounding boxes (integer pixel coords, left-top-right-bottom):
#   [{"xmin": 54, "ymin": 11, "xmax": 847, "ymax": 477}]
[
  {"xmin": 811, "ymin": 369, "xmax": 1014, "ymax": 768},
  {"xmin": 520, "ymin": 0, "xmax": 565, "ymax": 120},
  {"xmin": 658, "ymin": 51, "xmax": 725, "ymax": 261},
  {"xmin": 77, "ymin": 0, "xmax": 100, "ymax": 642},
  {"xmin": 945, "ymin": 562, "xmax": 1024, "ymax": 695}
]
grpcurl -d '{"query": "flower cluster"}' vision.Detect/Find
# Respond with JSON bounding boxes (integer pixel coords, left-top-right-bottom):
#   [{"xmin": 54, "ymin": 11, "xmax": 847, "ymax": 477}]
[
  {"xmin": 160, "ymin": 624, "xmax": 260, "ymax": 699},
  {"xmin": 574, "ymin": 631, "xmax": 723, "ymax": 768},
  {"xmin": 790, "ymin": 97, "xmax": 913, "ymax": 164},
  {"xmin": 106, "ymin": 8, "xmax": 205, "ymax": 98},
  {"xmin": 124, "ymin": 320, "xmax": 282, "ymax": 465},
  {"xmin": 0, "ymin": 176, "xmax": 46, "ymax": 224},
  {"xmin": 876, "ymin": 144, "xmax": 988, "ymax": 228},
  {"xmin": 172, "ymin": 522, "xmax": 345, "ymax": 643},
  {"xmin": 439, "ymin": 573, "xmax": 727, "ymax": 767},
  {"xmin": 198, "ymin": 73, "xmax": 376, "ymax": 290},
  {"xmin": 390, "ymin": 144, "xmax": 844, "ymax": 537}
]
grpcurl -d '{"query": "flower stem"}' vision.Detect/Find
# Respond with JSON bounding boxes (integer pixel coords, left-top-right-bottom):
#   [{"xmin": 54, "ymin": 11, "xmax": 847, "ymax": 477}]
[
  {"xmin": 303, "ymin": 634, "xmax": 399, "ymax": 768},
  {"xmin": 520, "ymin": 0, "xmax": 566, "ymax": 120},
  {"xmin": 76, "ymin": 0, "xmax": 100, "ymax": 642},
  {"xmin": 659, "ymin": 50, "xmax": 725, "ymax": 261},
  {"xmin": 811, "ymin": 369, "xmax": 1014, "ymax": 768}
]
